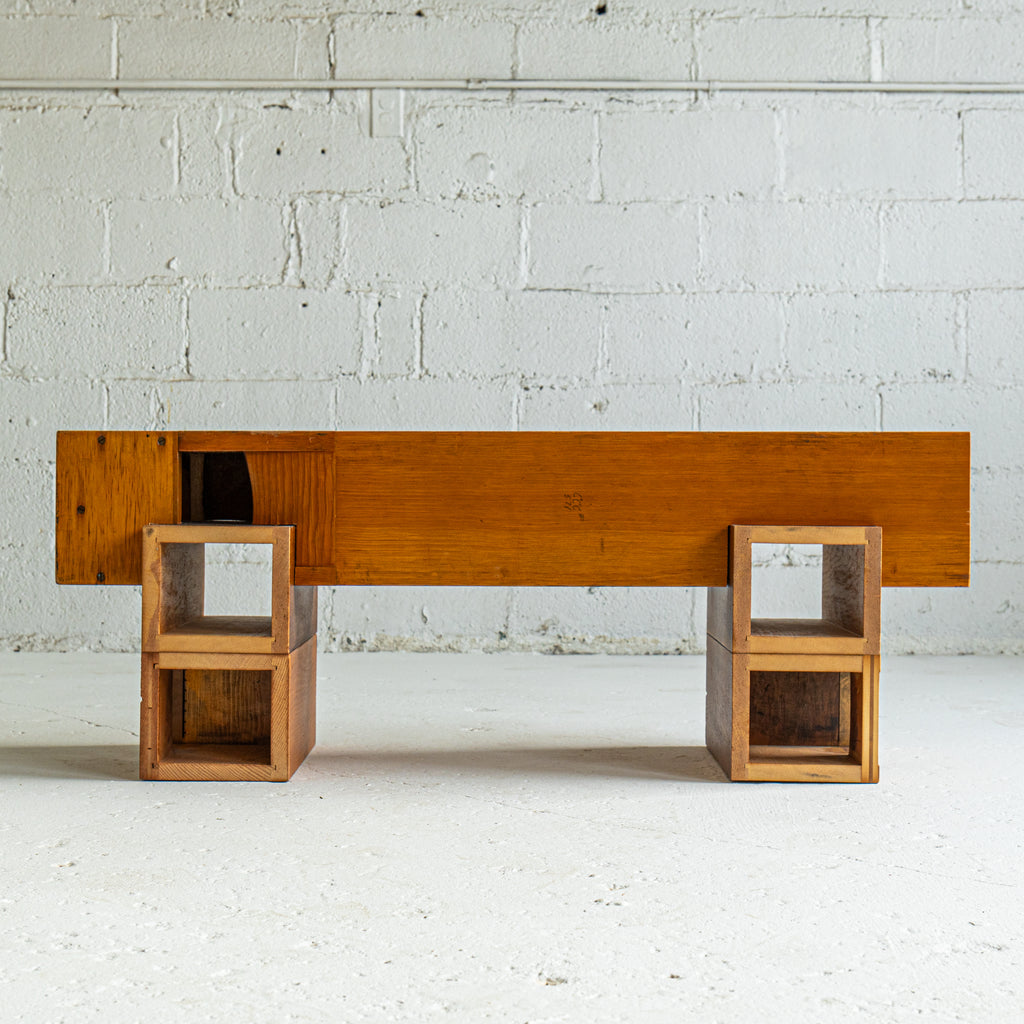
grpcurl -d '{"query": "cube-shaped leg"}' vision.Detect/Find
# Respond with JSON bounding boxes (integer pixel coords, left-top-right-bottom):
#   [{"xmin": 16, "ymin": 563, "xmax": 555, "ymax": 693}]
[
  {"xmin": 141, "ymin": 522, "xmax": 317, "ymax": 655},
  {"xmin": 140, "ymin": 636, "xmax": 316, "ymax": 782},
  {"xmin": 707, "ymin": 639, "xmax": 879, "ymax": 783},
  {"xmin": 708, "ymin": 525, "xmax": 882, "ymax": 655}
]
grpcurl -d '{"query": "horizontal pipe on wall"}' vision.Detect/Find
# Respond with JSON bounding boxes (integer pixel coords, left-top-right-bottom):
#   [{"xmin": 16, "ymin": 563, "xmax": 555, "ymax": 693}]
[{"xmin": 3, "ymin": 78, "xmax": 1024, "ymax": 94}]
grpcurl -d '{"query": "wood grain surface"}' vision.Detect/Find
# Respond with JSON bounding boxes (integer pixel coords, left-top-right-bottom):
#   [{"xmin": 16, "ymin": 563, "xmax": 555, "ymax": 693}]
[
  {"xmin": 57, "ymin": 430, "xmax": 970, "ymax": 588},
  {"xmin": 56, "ymin": 431, "xmax": 178, "ymax": 585},
  {"xmin": 331, "ymin": 432, "xmax": 969, "ymax": 587}
]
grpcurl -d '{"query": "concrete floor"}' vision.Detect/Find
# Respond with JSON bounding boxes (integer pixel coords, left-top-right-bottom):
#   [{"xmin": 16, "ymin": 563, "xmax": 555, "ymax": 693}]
[{"xmin": 0, "ymin": 652, "xmax": 1020, "ymax": 1023}]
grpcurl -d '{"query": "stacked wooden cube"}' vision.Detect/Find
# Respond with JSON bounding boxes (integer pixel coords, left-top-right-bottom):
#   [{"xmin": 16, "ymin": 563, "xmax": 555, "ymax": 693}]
[
  {"xmin": 706, "ymin": 526, "xmax": 882, "ymax": 783},
  {"xmin": 139, "ymin": 523, "xmax": 317, "ymax": 782}
]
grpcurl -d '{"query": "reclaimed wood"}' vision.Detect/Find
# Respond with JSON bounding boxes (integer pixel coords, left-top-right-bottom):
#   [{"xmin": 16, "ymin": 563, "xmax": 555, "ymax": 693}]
[
  {"xmin": 748, "ymin": 669, "xmax": 849, "ymax": 747},
  {"xmin": 56, "ymin": 431, "xmax": 179, "ymax": 585},
  {"xmin": 141, "ymin": 523, "xmax": 316, "ymax": 655},
  {"xmin": 173, "ymin": 668, "xmax": 271, "ymax": 745},
  {"xmin": 248, "ymin": 451, "xmax": 335, "ymax": 571},
  {"xmin": 56, "ymin": 430, "xmax": 970, "ymax": 589},
  {"xmin": 706, "ymin": 648, "xmax": 879, "ymax": 784},
  {"xmin": 329, "ymin": 433, "xmax": 966, "ymax": 588},
  {"xmin": 707, "ymin": 525, "xmax": 882, "ymax": 655},
  {"xmin": 140, "ymin": 638, "xmax": 316, "ymax": 782}
]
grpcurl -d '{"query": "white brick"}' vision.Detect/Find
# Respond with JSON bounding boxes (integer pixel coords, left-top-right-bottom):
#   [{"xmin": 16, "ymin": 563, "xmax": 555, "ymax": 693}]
[
  {"xmin": 334, "ymin": 378, "xmax": 516, "ymax": 429},
  {"xmin": 0, "ymin": 108, "xmax": 174, "ymax": 198},
  {"xmin": 422, "ymin": 289, "xmax": 600, "ymax": 379},
  {"xmin": 884, "ymin": 202, "xmax": 1024, "ymax": 289},
  {"xmin": 880, "ymin": 382, "xmax": 1023, "ymax": 469},
  {"xmin": 7, "ymin": 287, "xmax": 183, "ymax": 378},
  {"xmin": 0, "ymin": 16, "xmax": 110, "ymax": 77},
  {"xmin": 119, "ymin": 18, "xmax": 299, "ymax": 78},
  {"xmin": 784, "ymin": 108, "xmax": 960, "ymax": 199},
  {"xmin": 883, "ymin": 563, "xmax": 1023, "ymax": 655},
  {"xmin": 24, "ymin": 0, "xmax": 202, "ymax": 13},
  {"xmin": 332, "ymin": 16, "xmax": 513, "ymax": 78},
  {"xmin": 970, "ymin": 470, "xmax": 1024, "ymax": 562},
  {"xmin": 293, "ymin": 198, "xmax": 345, "ymax": 289},
  {"xmin": 235, "ymin": 108, "xmax": 408, "ymax": 198},
  {"xmin": 602, "ymin": 110, "xmax": 775, "ymax": 202},
  {"xmin": 964, "ymin": 110, "xmax": 1024, "ymax": 199},
  {"xmin": 0, "ymin": 379, "xmax": 103, "ymax": 454},
  {"xmin": 415, "ymin": 104, "xmax": 592, "ymax": 201},
  {"xmin": 0, "ymin": 549, "xmax": 142, "ymax": 648},
  {"xmin": 518, "ymin": 20, "xmax": 691, "ymax": 78},
  {"xmin": 518, "ymin": 382, "xmax": 692, "ymax": 430},
  {"xmin": 106, "ymin": 380, "xmax": 166, "ymax": 429},
  {"xmin": 509, "ymin": 587, "xmax": 691, "ymax": 652},
  {"xmin": 343, "ymin": 201, "xmax": 519, "ymax": 288},
  {"xmin": 967, "ymin": 290, "xmax": 1024, "ymax": 383},
  {"xmin": 750, "ymin": 563, "xmax": 825, "ymax": 620},
  {"xmin": 178, "ymin": 107, "xmax": 232, "ymax": 198},
  {"xmin": 160, "ymin": 379, "xmax": 336, "ymax": 430},
  {"xmin": 295, "ymin": 19, "xmax": 331, "ymax": 80},
  {"xmin": 700, "ymin": 381, "xmax": 877, "ymax": 430},
  {"xmin": 528, "ymin": 203, "xmax": 699, "ymax": 291},
  {"xmin": 785, "ymin": 292, "xmax": 960, "ymax": 382},
  {"xmin": 881, "ymin": 17, "xmax": 1024, "ymax": 82},
  {"xmin": 703, "ymin": 201, "xmax": 877, "ymax": 290},
  {"xmin": 327, "ymin": 586, "xmax": 510, "ymax": 652},
  {"xmin": 604, "ymin": 293, "xmax": 784, "ymax": 383},
  {"xmin": 110, "ymin": 199, "xmax": 286, "ymax": 285},
  {"xmin": 373, "ymin": 290, "xmax": 420, "ymax": 378},
  {"xmin": 699, "ymin": 17, "xmax": 868, "ymax": 80},
  {"xmin": 0, "ymin": 198, "xmax": 104, "ymax": 284},
  {"xmin": 188, "ymin": 288, "xmax": 360, "ymax": 380},
  {"xmin": 0, "ymin": 457, "xmax": 51, "ymax": 549}
]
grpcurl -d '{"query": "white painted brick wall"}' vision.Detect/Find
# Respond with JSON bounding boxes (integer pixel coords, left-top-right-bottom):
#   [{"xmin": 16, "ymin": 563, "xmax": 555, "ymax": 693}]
[
  {"xmin": 0, "ymin": 17, "xmax": 111, "ymax": 77},
  {"xmin": 528, "ymin": 203, "xmax": 699, "ymax": 291},
  {"xmin": 0, "ymin": 2, "xmax": 1021, "ymax": 654},
  {"xmin": 601, "ymin": 108, "xmax": 776, "ymax": 202},
  {"xmin": 187, "ymin": 288, "xmax": 361, "ymax": 380}
]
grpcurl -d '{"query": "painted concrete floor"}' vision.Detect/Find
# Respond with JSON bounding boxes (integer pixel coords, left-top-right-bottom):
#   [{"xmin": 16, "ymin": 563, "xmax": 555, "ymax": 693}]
[{"xmin": 0, "ymin": 652, "xmax": 1020, "ymax": 1023}]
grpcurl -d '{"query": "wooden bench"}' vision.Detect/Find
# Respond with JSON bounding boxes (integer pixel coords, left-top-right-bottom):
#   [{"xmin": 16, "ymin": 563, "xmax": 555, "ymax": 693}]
[{"xmin": 55, "ymin": 430, "xmax": 971, "ymax": 783}]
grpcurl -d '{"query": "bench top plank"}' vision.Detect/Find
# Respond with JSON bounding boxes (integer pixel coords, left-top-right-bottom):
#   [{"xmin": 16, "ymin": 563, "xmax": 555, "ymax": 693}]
[
  {"xmin": 58, "ymin": 430, "xmax": 970, "ymax": 588},
  {"xmin": 327, "ymin": 431, "xmax": 969, "ymax": 588}
]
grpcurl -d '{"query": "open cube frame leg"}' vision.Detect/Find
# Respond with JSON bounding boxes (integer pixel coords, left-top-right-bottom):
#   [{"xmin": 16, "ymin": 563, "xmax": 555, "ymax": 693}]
[
  {"xmin": 140, "ymin": 522, "xmax": 318, "ymax": 782},
  {"xmin": 706, "ymin": 525, "xmax": 882, "ymax": 784}
]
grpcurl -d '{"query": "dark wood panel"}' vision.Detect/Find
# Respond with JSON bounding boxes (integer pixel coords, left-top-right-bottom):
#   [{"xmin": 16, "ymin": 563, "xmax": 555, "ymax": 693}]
[
  {"xmin": 175, "ymin": 668, "xmax": 271, "ymax": 745},
  {"xmin": 748, "ymin": 670, "xmax": 848, "ymax": 747},
  {"xmin": 56, "ymin": 431, "xmax": 179, "ymax": 585},
  {"xmin": 333, "ymin": 432, "xmax": 970, "ymax": 587}
]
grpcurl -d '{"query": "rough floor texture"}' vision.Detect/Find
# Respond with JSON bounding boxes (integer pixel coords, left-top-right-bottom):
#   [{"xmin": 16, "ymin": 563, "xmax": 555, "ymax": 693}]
[{"xmin": 0, "ymin": 651, "xmax": 1020, "ymax": 1022}]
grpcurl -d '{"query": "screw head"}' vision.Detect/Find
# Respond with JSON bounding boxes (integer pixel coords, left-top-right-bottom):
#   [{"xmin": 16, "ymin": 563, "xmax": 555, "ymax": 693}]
[
  {"xmin": 76, "ymin": 505, "xmax": 85, "ymax": 515},
  {"xmin": 97, "ymin": 435, "xmax": 106, "ymax": 445},
  {"xmin": 157, "ymin": 436, "xmax": 166, "ymax": 446},
  {"xmin": 96, "ymin": 571, "xmax": 105, "ymax": 583}
]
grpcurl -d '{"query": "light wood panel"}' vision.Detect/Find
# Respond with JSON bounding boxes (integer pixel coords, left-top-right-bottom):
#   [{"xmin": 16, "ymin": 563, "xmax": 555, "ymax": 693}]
[
  {"xmin": 140, "ymin": 639, "xmax": 316, "ymax": 782},
  {"xmin": 141, "ymin": 523, "xmax": 316, "ymax": 655},
  {"xmin": 56, "ymin": 431, "xmax": 178, "ymax": 585}
]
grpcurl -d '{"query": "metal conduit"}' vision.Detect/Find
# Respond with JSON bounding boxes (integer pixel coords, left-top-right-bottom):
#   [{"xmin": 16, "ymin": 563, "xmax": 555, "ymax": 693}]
[{"xmin": 2, "ymin": 78, "xmax": 1024, "ymax": 93}]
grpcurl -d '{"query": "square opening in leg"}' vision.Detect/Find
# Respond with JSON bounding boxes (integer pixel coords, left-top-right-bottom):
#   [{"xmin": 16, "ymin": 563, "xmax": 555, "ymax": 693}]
[
  {"xmin": 748, "ymin": 667, "xmax": 855, "ymax": 762},
  {"xmin": 158, "ymin": 666, "xmax": 272, "ymax": 767},
  {"xmin": 726, "ymin": 526, "xmax": 881, "ymax": 654},
  {"xmin": 751, "ymin": 542, "xmax": 867, "ymax": 642},
  {"xmin": 142, "ymin": 523, "xmax": 309, "ymax": 654}
]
